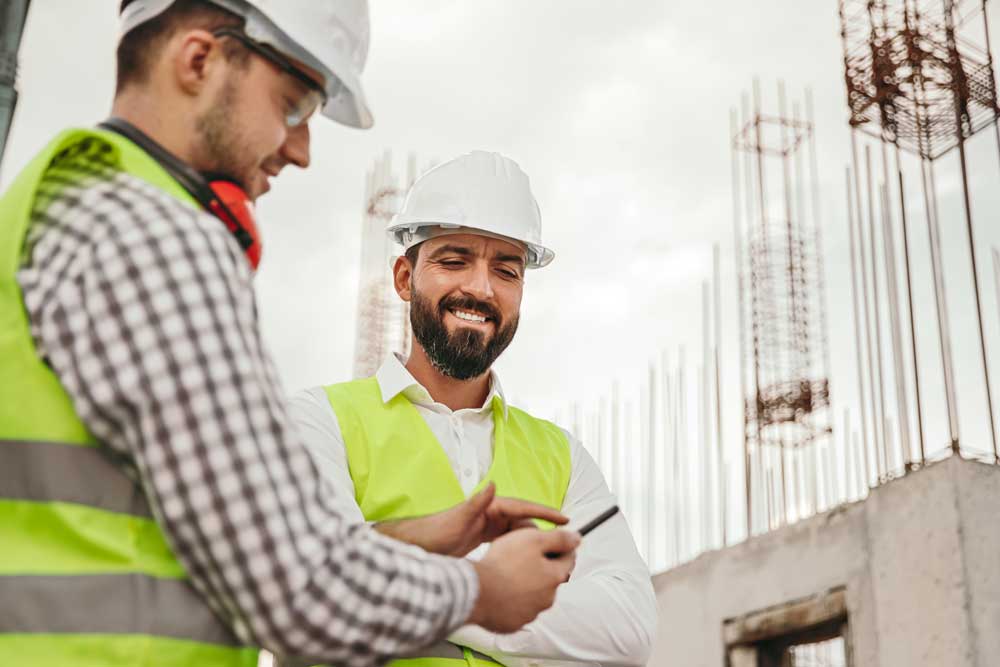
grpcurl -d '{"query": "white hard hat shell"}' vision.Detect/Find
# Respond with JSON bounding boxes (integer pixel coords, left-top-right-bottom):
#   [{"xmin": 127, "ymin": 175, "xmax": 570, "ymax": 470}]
[
  {"xmin": 119, "ymin": 0, "xmax": 373, "ymax": 128},
  {"xmin": 387, "ymin": 151, "xmax": 554, "ymax": 269}
]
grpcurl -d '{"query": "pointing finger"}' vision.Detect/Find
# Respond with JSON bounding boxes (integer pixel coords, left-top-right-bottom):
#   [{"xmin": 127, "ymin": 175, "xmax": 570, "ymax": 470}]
[{"xmin": 489, "ymin": 497, "xmax": 568, "ymax": 525}]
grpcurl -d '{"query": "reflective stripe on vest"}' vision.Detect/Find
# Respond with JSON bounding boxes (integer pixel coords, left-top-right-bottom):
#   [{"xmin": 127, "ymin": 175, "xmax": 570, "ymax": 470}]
[
  {"xmin": 275, "ymin": 641, "xmax": 497, "ymax": 667},
  {"xmin": 0, "ymin": 129, "xmax": 257, "ymax": 667},
  {"xmin": 398, "ymin": 640, "xmax": 496, "ymax": 663},
  {"xmin": 324, "ymin": 377, "xmax": 573, "ymax": 667}
]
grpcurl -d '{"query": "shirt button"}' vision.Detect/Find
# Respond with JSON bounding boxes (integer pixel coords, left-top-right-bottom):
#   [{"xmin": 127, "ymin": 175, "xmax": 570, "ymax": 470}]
[{"xmin": 464, "ymin": 468, "xmax": 473, "ymax": 477}]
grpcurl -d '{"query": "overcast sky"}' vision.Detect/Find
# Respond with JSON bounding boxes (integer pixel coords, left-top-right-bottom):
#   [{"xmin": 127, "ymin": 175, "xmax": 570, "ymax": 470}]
[{"xmin": 8, "ymin": 2, "xmax": 1000, "ymax": 542}]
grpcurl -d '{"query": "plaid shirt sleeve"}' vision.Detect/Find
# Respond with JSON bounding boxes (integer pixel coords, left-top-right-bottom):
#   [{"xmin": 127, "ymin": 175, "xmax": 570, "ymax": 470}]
[{"xmin": 17, "ymin": 150, "xmax": 478, "ymax": 665}]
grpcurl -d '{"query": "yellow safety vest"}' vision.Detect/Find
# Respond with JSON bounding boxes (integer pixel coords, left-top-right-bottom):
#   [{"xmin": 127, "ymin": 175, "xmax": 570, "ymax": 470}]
[
  {"xmin": 324, "ymin": 376, "xmax": 572, "ymax": 667},
  {"xmin": 0, "ymin": 128, "xmax": 258, "ymax": 666}
]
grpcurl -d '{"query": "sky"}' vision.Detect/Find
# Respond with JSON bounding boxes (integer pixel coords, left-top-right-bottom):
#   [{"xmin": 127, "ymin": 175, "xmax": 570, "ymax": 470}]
[{"xmin": 7, "ymin": 1, "xmax": 1000, "ymax": 555}]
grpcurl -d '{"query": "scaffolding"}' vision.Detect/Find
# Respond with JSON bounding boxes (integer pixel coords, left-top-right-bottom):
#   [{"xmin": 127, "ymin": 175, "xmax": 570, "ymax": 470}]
[
  {"xmin": 351, "ymin": 152, "xmax": 422, "ymax": 378},
  {"xmin": 837, "ymin": 0, "xmax": 1000, "ymax": 468},
  {"xmin": 732, "ymin": 81, "xmax": 833, "ymax": 535},
  {"xmin": 0, "ymin": 0, "xmax": 31, "ymax": 169}
]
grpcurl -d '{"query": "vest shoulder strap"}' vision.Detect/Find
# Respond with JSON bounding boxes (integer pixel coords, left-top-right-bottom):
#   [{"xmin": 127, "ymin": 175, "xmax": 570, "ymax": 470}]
[
  {"xmin": 0, "ymin": 127, "xmax": 197, "ymax": 277},
  {"xmin": 503, "ymin": 405, "xmax": 573, "ymax": 512},
  {"xmin": 323, "ymin": 377, "xmax": 382, "ymax": 503}
]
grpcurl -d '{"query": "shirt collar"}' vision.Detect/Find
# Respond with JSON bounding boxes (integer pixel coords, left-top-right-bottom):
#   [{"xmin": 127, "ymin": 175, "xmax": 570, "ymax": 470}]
[{"xmin": 376, "ymin": 353, "xmax": 509, "ymax": 419}]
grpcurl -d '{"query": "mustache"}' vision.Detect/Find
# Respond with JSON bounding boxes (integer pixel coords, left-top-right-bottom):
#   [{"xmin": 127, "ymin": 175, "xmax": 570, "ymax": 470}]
[{"xmin": 439, "ymin": 295, "xmax": 501, "ymax": 323}]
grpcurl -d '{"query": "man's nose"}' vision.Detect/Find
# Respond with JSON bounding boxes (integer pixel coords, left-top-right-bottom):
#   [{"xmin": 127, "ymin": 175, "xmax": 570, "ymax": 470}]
[
  {"xmin": 462, "ymin": 261, "xmax": 496, "ymax": 301},
  {"xmin": 280, "ymin": 122, "xmax": 311, "ymax": 168}
]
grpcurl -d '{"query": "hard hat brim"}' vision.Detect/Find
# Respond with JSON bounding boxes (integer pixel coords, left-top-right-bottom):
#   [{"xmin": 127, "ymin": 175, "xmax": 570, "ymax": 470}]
[
  {"xmin": 387, "ymin": 222, "xmax": 554, "ymax": 270},
  {"xmin": 121, "ymin": 1, "xmax": 375, "ymax": 129}
]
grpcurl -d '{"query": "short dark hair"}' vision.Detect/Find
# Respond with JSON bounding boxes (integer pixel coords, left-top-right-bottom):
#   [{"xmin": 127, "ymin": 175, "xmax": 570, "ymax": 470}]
[
  {"xmin": 404, "ymin": 243, "xmax": 421, "ymax": 267},
  {"xmin": 116, "ymin": 0, "xmax": 247, "ymax": 94}
]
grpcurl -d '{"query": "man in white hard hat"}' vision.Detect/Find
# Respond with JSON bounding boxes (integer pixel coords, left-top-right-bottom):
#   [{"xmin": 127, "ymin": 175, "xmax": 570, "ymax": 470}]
[
  {"xmin": 0, "ymin": 3, "xmax": 580, "ymax": 666},
  {"xmin": 291, "ymin": 151, "xmax": 659, "ymax": 667}
]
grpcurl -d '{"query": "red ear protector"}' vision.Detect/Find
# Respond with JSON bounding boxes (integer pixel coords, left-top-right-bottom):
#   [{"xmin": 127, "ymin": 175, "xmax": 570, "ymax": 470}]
[{"xmin": 98, "ymin": 118, "xmax": 262, "ymax": 271}]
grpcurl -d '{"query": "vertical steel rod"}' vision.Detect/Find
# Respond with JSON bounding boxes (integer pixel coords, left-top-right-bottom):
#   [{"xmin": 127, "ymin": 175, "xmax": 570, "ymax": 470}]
[
  {"xmin": 923, "ymin": 160, "xmax": 962, "ymax": 450},
  {"xmin": 895, "ymin": 145, "xmax": 927, "ymax": 465},
  {"xmin": 624, "ymin": 400, "xmax": 634, "ymax": 529},
  {"xmin": 806, "ymin": 91, "xmax": 834, "ymax": 494},
  {"xmin": 855, "ymin": 430, "xmax": 867, "ymax": 498},
  {"xmin": 845, "ymin": 408, "xmax": 855, "ymax": 499},
  {"xmin": 731, "ymin": 108, "xmax": 753, "ymax": 538},
  {"xmin": 865, "ymin": 145, "xmax": 890, "ymax": 479},
  {"xmin": 611, "ymin": 382, "xmax": 621, "ymax": 494},
  {"xmin": 713, "ymin": 244, "xmax": 726, "ymax": 546},
  {"xmin": 670, "ymin": 358, "xmax": 681, "ymax": 564},
  {"xmin": 879, "ymin": 177, "xmax": 912, "ymax": 475},
  {"xmin": 954, "ymin": 137, "xmax": 1000, "ymax": 461},
  {"xmin": 845, "ymin": 166, "xmax": 873, "ymax": 488},
  {"xmin": 646, "ymin": 362, "xmax": 657, "ymax": 564},
  {"xmin": 662, "ymin": 352, "xmax": 674, "ymax": 566},
  {"xmin": 678, "ymin": 348, "xmax": 688, "ymax": 558},
  {"xmin": 701, "ymin": 283, "xmax": 712, "ymax": 549},
  {"xmin": 744, "ymin": 91, "xmax": 766, "ymax": 536},
  {"xmin": 851, "ymin": 132, "xmax": 883, "ymax": 479},
  {"xmin": 751, "ymin": 80, "xmax": 771, "ymax": 519},
  {"xmin": 993, "ymin": 248, "xmax": 1000, "ymax": 336}
]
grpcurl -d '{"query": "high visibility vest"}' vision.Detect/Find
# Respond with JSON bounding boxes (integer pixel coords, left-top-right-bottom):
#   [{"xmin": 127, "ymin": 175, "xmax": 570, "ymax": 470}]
[
  {"xmin": 0, "ymin": 128, "xmax": 259, "ymax": 666},
  {"xmin": 324, "ymin": 377, "xmax": 573, "ymax": 667}
]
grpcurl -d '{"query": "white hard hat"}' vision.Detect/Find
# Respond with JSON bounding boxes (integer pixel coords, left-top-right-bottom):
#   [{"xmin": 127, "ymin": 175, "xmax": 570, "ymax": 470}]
[
  {"xmin": 119, "ymin": 0, "xmax": 373, "ymax": 129},
  {"xmin": 387, "ymin": 151, "xmax": 554, "ymax": 269}
]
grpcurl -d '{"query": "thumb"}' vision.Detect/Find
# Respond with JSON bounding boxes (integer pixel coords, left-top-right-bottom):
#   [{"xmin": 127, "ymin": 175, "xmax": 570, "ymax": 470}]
[
  {"xmin": 538, "ymin": 528, "xmax": 581, "ymax": 556},
  {"xmin": 463, "ymin": 482, "xmax": 496, "ymax": 518}
]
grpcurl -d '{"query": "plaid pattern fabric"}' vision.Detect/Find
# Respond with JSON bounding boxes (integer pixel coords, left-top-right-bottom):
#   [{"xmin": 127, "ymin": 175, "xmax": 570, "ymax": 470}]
[{"xmin": 16, "ymin": 144, "xmax": 477, "ymax": 665}]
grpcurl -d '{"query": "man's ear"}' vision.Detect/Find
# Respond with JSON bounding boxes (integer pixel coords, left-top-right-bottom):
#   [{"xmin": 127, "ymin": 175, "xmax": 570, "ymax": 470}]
[
  {"xmin": 171, "ymin": 29, "xmax": 218, "ymax": 97},
  {"xmin": 393, "ymin": 255, "xmax": 413, "ymax": 302}
]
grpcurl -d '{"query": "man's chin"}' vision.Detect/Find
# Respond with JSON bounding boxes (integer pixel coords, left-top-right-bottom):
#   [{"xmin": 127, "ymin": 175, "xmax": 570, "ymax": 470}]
[{"xmin": 445, "ymin": 328, "xmax": 491, "ymax": 349}]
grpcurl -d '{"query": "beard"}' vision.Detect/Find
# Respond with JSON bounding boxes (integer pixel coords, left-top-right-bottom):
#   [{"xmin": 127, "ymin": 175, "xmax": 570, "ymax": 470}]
[
  {"xmin": 193, "ymin": 76, "xmax": 260, "ymax": 197},
  {"xmin": 410, "ymin": 286, "xmax": 519, "ymax": 381}
]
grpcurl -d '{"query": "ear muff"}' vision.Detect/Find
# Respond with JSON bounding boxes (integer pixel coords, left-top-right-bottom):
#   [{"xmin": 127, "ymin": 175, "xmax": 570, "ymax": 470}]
[
  {"xmin": 97, "ymin": 118, "xmax": 263, "ymax": 271},
  {"xmin": 207, "ymin": 178, "xmax": 261, "ymax": 270}
]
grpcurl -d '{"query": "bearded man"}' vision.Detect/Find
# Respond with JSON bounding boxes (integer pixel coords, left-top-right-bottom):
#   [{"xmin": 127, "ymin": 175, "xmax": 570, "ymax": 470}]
[{"xmin": 290, "ymin": 151, "xmax": 658, "ymax": 667}]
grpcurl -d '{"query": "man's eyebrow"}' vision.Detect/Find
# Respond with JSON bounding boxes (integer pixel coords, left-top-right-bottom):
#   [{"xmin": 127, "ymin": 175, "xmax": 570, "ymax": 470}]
[
  {"xmin": 494, "ymin": 252, "xmax": 526, "ymax": 267},
  {"xmin": 427, "ymin": 244, "xmax": 475, "ymax": 259}
]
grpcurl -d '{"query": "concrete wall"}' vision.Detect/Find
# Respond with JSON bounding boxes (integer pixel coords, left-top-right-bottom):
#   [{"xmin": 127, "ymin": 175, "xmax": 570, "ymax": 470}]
[{"xmin": 647, "ymin": 456, "xmax": 1000, "ymax": 667}]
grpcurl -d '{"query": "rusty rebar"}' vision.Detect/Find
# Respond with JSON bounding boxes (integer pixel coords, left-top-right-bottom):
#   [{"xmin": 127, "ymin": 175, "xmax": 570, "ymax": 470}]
[
  {"xmin": 864, "ymin": 144, "xmax": 891, "ymax": 479},
  {"xmin": 922, "ymin": 159, "xmax": 962, "ymax": 450},
  {"xmin": 894, "ymin": 145, "xmax": 927, "ymax": 465},
  {"xmin": 845, "ymin": 165, "xmax": 874, "ymax": 488}
]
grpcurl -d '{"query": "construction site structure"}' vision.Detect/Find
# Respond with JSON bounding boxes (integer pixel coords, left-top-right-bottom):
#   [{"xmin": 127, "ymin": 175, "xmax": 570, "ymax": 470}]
[
  {"xmin": 731, "ymin": 81, "xmax": 834, "ymax": 537},
  {"xmin": 351, "ymin": 152, "xmax": 424, "ymax": 378},
  {"xmin": 837, "ymin": 0, "xmax": 1000, "ymax": 474},
  {"xmin": 0, "ymin": 0, "xmax": 31, "ymax": 170}
]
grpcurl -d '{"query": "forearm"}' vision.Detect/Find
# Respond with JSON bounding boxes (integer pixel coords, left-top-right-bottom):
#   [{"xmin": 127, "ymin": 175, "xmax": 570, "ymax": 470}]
[
  {"xmin": 30, "ymin": 193, "xmax": 479, "ymax": 666},
  {"xmin": 451, "ymin": 436, "xmax": 657, "ymax": 667},
  {"xmin": 450, "ymin": 569, "xmax": 655, "ymax": 667},
  {"xmin": 128, "ymin": 326, "xmax": 479, "ymax": 663}
]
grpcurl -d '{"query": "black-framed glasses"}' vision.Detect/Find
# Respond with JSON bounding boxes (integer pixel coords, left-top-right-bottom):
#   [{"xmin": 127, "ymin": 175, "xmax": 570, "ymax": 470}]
[{"xmin": 213, "ymin": 27, "xmax": 327, "ymax": 127}]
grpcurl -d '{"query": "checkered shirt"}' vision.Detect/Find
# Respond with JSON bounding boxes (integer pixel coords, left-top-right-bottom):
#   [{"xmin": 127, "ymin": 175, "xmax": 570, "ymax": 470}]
[{"xmin": 15, "ymin": 141, "xmax": 477, "ymax": 665}]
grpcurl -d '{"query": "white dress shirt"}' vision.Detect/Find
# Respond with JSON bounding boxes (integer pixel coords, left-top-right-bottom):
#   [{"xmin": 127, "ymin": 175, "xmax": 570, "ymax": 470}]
[{"xmin": 289, "ymin": 354, "xmax": 658, "ymax": 667}]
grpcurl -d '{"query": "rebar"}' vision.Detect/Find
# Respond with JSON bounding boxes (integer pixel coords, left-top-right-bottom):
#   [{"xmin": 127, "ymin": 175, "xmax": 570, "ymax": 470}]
[
  {"xmin": 713, "ymin": 244, "xmax": 726, "ymax": 546},
  {"xmin": 894, "ymin": 145, "xmax": 927, "ymax": 465},
  {"xmin": 0, "ymin": 0, "xmax": 31, "ymax": 171},
  {"xmin": 864, "ymin": 145, "xmax": 891, "ymax": 479},
  {"xmin": 732, "ymin": 80, "xmax": 833, "ymax": 531},
  {"xmin": 879, "ymin": 176, "xmax": 912, "ymax": 474},
  {"xmin": 845, "ymin": 166, "xmax": 874, "ymax": 487}
]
